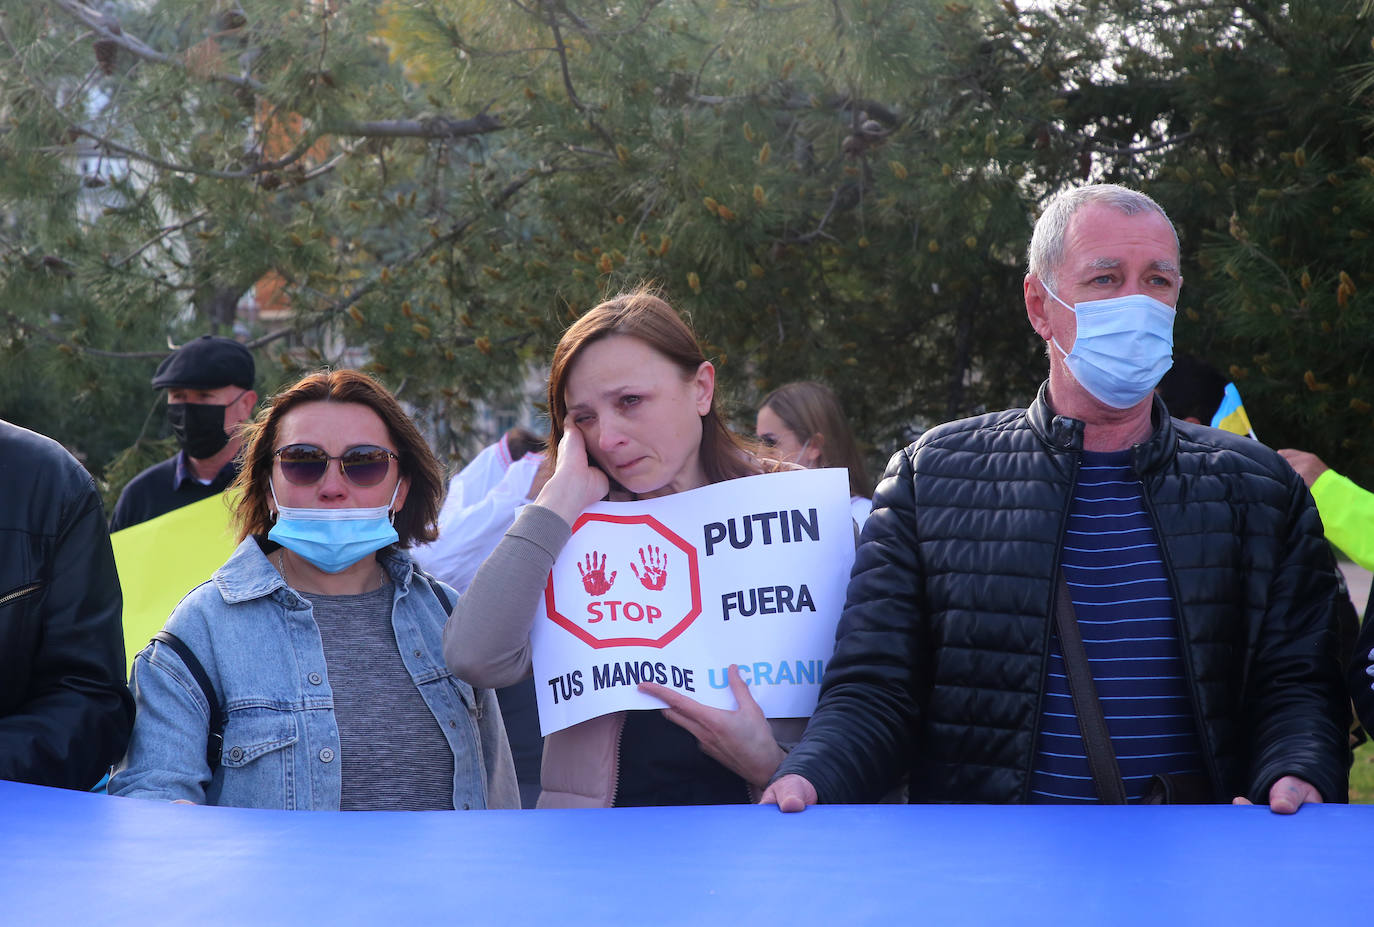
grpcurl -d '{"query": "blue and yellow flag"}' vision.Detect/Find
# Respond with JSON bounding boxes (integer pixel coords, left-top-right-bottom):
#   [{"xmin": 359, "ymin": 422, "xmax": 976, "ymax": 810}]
[
  {"xmin": 1210, "ymin": 382, "xmax": 1257, "ymax": 440},
  {"xmin": 111, "ymin": 493, "xmax": 239, "ymax": 672}
]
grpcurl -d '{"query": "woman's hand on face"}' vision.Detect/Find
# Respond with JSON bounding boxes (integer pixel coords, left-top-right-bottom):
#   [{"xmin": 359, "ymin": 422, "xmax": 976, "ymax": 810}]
[
  {"xmin": 638, "ymin": 664, "xmax": 786, "ymax": 790},
  {"xmin": 534, "ymin": 417, "xmax": 610, "ymax": 526}
]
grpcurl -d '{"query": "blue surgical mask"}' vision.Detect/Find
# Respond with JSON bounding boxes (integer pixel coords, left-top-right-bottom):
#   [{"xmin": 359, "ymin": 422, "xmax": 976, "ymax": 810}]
[
  {"xmin": 1045, "ymin": 286, "xmax": 1175, "ymax": 410},
  {"xmin": 267, "ymin": 481, "xmax": 401, "ymax": 574}
]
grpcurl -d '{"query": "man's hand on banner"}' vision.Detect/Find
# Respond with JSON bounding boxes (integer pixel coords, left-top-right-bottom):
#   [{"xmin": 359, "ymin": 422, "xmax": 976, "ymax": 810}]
[
  {"xmin": 761, "ymin": 774, "xmax": 819, "ymax": 813},
  {"xmin": 639, "ymin": 663, "xmax": 785, "ymax": 789},
  {"xmin": 1232, "ymin": 774, "xmax": 1323, "ymax": 814},
  {"xmin": 630, "ymin": 545, "xmax": 668, "ymax": 591},
  {"xmin": 577, "ymin": 551, "xmax": 617, "ymax": 596},
  {"xmin": 535, "ymin": 417, "xmax": 611, "ymax": 526}
]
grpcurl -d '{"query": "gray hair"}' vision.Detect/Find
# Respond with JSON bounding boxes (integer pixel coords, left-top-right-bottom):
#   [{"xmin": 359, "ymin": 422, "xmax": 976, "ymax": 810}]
[{"xmin": 1027, "ymin": 184, "xmax": 1178, "ymax": 291}]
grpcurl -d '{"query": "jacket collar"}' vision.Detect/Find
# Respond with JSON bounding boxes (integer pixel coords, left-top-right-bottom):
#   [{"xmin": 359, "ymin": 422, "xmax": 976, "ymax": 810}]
[
  {"xmin": 213, "ymin": 536, "xmax": 417, "ymax": 606},
  {"xmin": 1026, "ymin": 380, "xmax": 1178, "ymax": 474}
]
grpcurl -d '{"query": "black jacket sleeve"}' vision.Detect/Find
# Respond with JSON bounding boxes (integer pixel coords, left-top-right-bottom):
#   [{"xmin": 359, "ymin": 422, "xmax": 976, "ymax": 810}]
[
  {"xmin": 774, "ymin": 449, "xmax": 922, "ymax": 802},
  {"xmin": 1242, "ymin": 471, "xmax": 1349, "ymax": 804},
  {"xmin": 0, "ymin": 444, "xmax": 135, "ymax": 789}
]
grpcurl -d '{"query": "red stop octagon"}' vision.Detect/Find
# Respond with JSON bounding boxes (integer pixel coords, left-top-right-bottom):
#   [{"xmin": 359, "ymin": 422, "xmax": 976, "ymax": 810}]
[{"xmin": 544, "ymin": 512, "xmax": 701, "ymax": 649}]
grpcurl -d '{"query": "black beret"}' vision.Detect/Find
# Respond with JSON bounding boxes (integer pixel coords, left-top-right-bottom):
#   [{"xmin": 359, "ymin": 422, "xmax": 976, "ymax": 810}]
[{"xmin": 151, "ymin": 335, "xmax": 255, "ymax": 390}]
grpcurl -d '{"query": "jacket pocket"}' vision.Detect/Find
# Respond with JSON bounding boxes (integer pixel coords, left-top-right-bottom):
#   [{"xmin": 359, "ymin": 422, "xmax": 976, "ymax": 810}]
[
  {"xmin": 0, "ymin": 581, "xmax": 44, "ymax": 609},
  {"xmin": 213, "ymin": 709, "xmax": 300, "ymax": 809}
]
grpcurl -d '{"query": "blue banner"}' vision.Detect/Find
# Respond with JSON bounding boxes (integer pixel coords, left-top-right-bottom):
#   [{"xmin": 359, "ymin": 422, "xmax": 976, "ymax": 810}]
[{"xmin": 0, "ymin": 780, "xmax": 1367, "ymax": 925}]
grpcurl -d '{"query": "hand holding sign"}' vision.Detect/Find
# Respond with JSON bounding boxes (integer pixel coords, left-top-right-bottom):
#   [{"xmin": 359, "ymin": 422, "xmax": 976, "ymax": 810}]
[
  {"xmin": 639, "ymin": 663, "xmax": 785, "ymax": 789},
  {"xmin": 577, "ymin": 551, "xmax": 617, "ymax": 596},
  {"xmin": 631, "ymin": 545, "xmax": 668, "ymax": 591},
  {"xmin": 530, "ymin": 468, "xmax": 855, "ymax": 735},
  {"xmin": 535, "ymin": 417, "xmax": 611, "ymax": 527}
]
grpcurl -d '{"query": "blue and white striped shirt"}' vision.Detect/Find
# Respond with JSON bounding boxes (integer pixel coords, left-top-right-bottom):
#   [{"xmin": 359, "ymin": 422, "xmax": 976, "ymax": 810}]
[{"xmin": 1030, "ymin": 450, "xmax": 1205, "ymax": 802}]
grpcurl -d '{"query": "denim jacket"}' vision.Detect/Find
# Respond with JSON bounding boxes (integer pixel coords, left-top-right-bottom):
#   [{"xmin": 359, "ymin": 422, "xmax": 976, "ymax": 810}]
[{"xmin": 111, "ymin": 537, "xmax": 518, "ymax": 810}]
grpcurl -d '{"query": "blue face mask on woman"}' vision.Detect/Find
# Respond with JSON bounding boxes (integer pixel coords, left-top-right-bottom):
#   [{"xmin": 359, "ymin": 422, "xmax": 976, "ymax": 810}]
[
  {"xmin": 1045, "ymin": 286, "xmax": 1176, "ymax": 410},
  {"xmin": 267, "ymin": 481, "xmax": 401, "ymax": 574}
]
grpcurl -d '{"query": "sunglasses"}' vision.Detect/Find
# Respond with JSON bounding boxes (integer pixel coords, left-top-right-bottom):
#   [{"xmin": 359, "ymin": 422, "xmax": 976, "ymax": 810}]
[{"xmin": 273, "ymin": 444, "xmax": 399, "ymax": 487}]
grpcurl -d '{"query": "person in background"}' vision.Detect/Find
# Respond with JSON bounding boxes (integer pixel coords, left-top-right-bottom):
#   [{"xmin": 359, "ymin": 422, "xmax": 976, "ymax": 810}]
[
  {"xmin": 413, "ymin": 426, "xmax": 549, "ymax": 596},
  {"xmin": 755, "ymin": 381, "xmax": 873, "ymax": 525},
  {"xmin": 1165, "ymin": 362, "xmax": 1360, "ymax": 679},
  {"xmin": 413, "ymin": 426, "xmax": 552, "ymax": 808},
  {"xmin": 111, "ymin": 369, "xmax": 517, "ymax": 810},
  {"xmin": 1154, "ymin": 352, "xmax": 1226, "ymax": 425},
  {"xmin": 110, "ymin": 335, "xmax": 258, "ymax": 532},
  {"xmin": 1277, "ymin": 449, "xmax": 1374, "ymax": 574},
  {"xmin": 765, "ymin": 183, "xmax": 1348, "ymax": 813},
  {"xmin": 445, "ymin": 287, "xmax": 806, "ymax": 808},
  {"xmin": 0, "ymin": 419, "xmax": 134, "ymax": 790},
  {"xmin": 1276, "ymin": 447, "xmax": 1374, "ymax": 740}
]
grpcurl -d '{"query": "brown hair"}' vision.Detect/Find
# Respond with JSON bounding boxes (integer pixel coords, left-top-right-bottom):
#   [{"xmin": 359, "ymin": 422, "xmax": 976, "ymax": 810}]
[
  {"xmin": 760, "ymin": 381, "xmax": 871, "ymax": 498},
  {"xmin": 230, "ymin": 368, "xmax": 444, "ymax": 547},
  {"xmin": 547, "ymin": 286, "xmax": 760, "ymax": 491}
]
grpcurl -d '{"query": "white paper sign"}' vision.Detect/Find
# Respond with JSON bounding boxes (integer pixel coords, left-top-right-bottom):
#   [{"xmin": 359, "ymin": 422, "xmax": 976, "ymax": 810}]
[{"xmin": 530, "ymin": 468, "xmax": 855, "ymax": 735}]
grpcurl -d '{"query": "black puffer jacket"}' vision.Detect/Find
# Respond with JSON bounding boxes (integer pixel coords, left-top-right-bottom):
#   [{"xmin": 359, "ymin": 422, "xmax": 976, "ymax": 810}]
[
  {"xmin": 778, "ymin": 384, "xmax": 1348, "ymax": 805},
  {"xmin": 0, "ymin": 421, "xmax": 134, "ymax": 789}
]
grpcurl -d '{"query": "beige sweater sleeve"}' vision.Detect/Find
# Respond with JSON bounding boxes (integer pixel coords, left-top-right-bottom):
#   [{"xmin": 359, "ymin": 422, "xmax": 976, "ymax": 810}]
[{"xmin": 442, "ymin": 504, "xmax": 572, "ymax": 688}]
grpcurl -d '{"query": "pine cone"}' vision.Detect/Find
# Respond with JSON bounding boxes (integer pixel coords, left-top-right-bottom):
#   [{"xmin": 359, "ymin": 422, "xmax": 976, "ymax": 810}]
[
  {"xmin": 216, "ymin": 10, "xmax": 248, "ymax": 32},
  {"xmin": 842, "ymin": 134, "xmax": 868, "ymax": 158},
  {"xmin": 93, "ymin": 39, "xmax": 117, "ymax": 75}
]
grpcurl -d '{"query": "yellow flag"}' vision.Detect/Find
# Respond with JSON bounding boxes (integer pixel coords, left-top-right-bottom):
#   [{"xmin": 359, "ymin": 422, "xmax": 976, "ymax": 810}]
[{"xmin": 111, "ymin": 493, "xmax": 239, "ymax": 672}]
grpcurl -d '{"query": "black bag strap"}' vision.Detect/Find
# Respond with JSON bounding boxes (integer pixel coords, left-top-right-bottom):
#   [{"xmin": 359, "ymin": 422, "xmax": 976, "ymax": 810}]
[
  {"xmin": 417, "ymin": 569, "xmax": 453, "ymax": 614},
  {"xmin": 1052, "ymin": 573, "xmax": 1127, "ymax": 804},
  {"xmin": 151, "ymin": 630, "xmax": 224, "ymax": 770}
]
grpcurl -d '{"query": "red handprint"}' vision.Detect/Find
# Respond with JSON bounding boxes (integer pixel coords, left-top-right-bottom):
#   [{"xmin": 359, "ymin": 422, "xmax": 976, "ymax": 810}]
[
  {"xmin": 577, "ymin": 551, "xmax": 616, "ymax": 596},
  {"xmin": 630, "ymin": 545, "xmax": 668, "ymax": 591}
]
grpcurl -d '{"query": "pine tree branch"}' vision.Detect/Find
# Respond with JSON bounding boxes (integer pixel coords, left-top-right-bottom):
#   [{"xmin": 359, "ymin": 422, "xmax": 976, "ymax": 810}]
[
  {"xmin": 1234, "ymin": 1, "xmax": 1292, "ymax": 55},
  {"xmin": 552, "ymin": 0, "xmax": 666, "ymax": 39},
  {"xmin": 68, "ymin": 115, "xmax": 499, "ymax": 180},
  {"xmin": 51, "ymin": 0, "xmax": 267, "ymax": 94},
  {"xmin": 337, "ymin": 114, "xmax": 504, "ymax": 139},
  {"xmin": 564, "ymin": 145, "xmax": 618, "ymax": 160},
  {"xmin": 545, "ymin": 7, "xmax": 616, "ymax": 151},
  {"xmin": 48, "ymin": 0, "xmax": 505, "ymax": 155},
  {"xmin": 784, "ymin": 183, "xmax": 855, "ymax": 244},
  {"xmin": 1086, "ymin": 131, "xmax": 1199, "ymax": 156},
  {"xmin": 112, "ymin": 211, "xmax": 211, "ymax": 267},
  {"xmin": 306, "ymin": 164, "xmax": 561, "ymax": 324},
  {"xmin": 69, "ymin": 123, "xmax": 316, "ymax": 180},
  {"xmin": 1, "ymin": 310, "xmax": 174, "ymax": 359}
]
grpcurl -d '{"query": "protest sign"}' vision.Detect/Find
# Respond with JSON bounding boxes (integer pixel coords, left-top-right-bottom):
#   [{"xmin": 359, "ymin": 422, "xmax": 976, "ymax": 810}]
[
  {"xmin": 530, "ymin": 468, "xmax": 854, "ymax": 734},
  {"xmin": 112, "ymin": 493, "xmax": 238, "ymax": 672}
]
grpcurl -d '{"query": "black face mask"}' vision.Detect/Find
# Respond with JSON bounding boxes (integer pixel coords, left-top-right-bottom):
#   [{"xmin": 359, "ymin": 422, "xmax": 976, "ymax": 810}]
[{"xmin": 166, "ymin": 401, "xmax": 231, "ymax": 459}]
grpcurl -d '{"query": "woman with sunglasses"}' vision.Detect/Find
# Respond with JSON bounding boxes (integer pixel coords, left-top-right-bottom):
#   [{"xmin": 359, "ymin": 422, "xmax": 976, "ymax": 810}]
[
  {"xmin": 445, "ymin": 287, "xmax": 806, "ymax": 808},
  {"xmin": 755, "ymin": 381, "xmax": 873, "ymax": 525},
  {"xmin": 112, "ymin": 369, "xmax": 518, "ymax": 810}
]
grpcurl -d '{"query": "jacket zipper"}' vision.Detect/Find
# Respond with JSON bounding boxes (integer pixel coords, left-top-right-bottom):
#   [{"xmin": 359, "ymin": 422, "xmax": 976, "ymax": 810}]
[
  {"xmin": 0, "ymin": 582, "xmax": 42, "ymax": 608},
  {"xmin": 607, "ymin": 713, "xmax": 626, "ymax": 808},
  {"xmin": 1136, "ymin": 460, "xmax": 1223, "ymax": 800}
]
